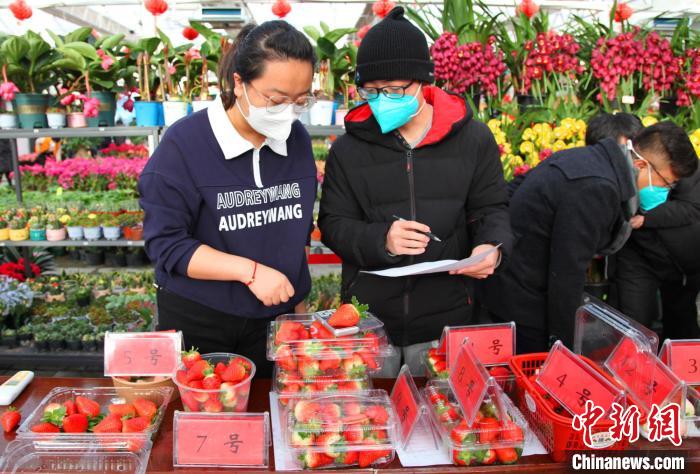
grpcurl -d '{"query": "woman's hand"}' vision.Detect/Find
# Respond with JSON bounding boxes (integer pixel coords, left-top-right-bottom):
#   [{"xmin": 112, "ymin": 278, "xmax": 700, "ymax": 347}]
[{"xmin": 247, "ymin": 263, "xmax": 295, "ymax": 307}]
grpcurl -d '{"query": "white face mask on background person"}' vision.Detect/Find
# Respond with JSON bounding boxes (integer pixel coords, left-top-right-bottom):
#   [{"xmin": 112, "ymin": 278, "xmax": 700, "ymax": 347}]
[{"xmin": 236, "ymin": 83, "xmax": 300, "ymax": 142}]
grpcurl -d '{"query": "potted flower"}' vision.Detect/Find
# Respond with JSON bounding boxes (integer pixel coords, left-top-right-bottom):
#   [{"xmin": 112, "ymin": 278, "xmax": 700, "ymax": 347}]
[
  {"xmin": 28, "ymin": 215, "xmax": 46, "ymax": 241},
  {"xmin": 0, "ymin": 63, "xmax": 19, "ymax": 129},
  {"xmin": 158, "ymin": 33, "xmax": 190, "ymax": 126},
  {"xmin": 45, "ymin": 213, "xmax": 67, "ymax": 241},
  {"xmin": 61, "ymin": 92, "xmax": 100, "ymax": 128},
  {"xmin": 1, "ymin": 329, "xmax": 17, "ymax": 348},
  {"xmin": 128, "ymin": 36, "xmax": 164, "ymax": 126},
  {"xmin": 46, "ymin": 95, "xmax": 66, "ymax": 128},
  {"xmin": 101, "ymin": 214, "xmax": 121, "ymax": 240},
  {"xmin": 82, "ymin": 212, "xmax": 102, "ymax": 240},
  {"xmin": 8, "ymin": 215, "xmax": 28, "ymax": 241},
  {"xmin": 0, "ymin": 216, "xmax": 9, "ymax": 241},
  {"xmin": 186, "ymin": 22, "xmax": 222, "ymax": 112},
  {"xmin": 120, "ymin": 212, "xmax": 144, "ymax": 240}
]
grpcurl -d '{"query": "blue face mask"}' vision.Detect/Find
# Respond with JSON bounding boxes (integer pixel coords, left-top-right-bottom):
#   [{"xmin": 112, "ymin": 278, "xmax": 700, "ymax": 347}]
[
  {"xmin": 639, "ymin": 163, "xmax": 670, "ymax": 211},
  {"xmin": 368, "ymin": 84, "xmax": 422, "ymax": 134}
]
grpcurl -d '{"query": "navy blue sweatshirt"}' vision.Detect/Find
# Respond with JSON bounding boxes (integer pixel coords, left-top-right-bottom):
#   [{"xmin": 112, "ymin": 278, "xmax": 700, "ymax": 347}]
[{"xmin": 139, "ymin": 106, "xmax": 316, "ymax": 318}]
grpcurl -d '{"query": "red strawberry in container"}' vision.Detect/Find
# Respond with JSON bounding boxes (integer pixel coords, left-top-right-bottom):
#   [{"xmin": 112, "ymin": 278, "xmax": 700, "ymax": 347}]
[
  {"xmin": 328, "ymin": 297, "xmax": 368, "ymax": 328},
  {"xmin": 182, "ymin": 347, "xmax": 202, "ymax": 369}
]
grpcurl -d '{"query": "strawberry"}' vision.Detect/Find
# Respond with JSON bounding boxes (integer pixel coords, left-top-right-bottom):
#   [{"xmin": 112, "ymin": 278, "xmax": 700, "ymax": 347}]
[
  {"xmin": 437, "ymin": 403, "xmax": 460, "ymax": 424},
  {"xmin": 299, "ymin": 450, "xmax": 334, "ymax": 469},
  {"xmin": 219, "ymin": 382, "xmax": 239, "ymax": 408},
  {"xmin": 41, "ymin": 404, "xmax": 67, "ymax": 427},
  {"xmin": 343, "ymin": 427, "xmax": 364, "ymax": 442},
  {"xmin": 356, "ymin": 350, "xmax": 379, "ymax": 370},
  {"xmin": 133, "ymin": 398, "xmax": 158, "ymax": 421},
  {"xmin": 295, "ymin": 328, "xmax": 310, "ymax": 340},
  {"xmin": 338, "ymin": 449, "xmax": 359, "ymax": 465},
  {"xmin": 477, "ymin": 449, "xmax": 497, "ymax": 465},
  {"xmin": 316, "ymin": 432, "xmax": 342, "ymax": 458},
  {"xmin": 298, "ymin": 357, "xmax": 321, "ymax": 378},
  {"xmin": 320, "ymin": 403, "xmax": 341, "ymax": 422},
  {"xmin": 343, "ymin": 402, "xmax": 362, "ymax": 416},
  {"xmin": 275, "ymin": 321, "xmax": 305, "ymax": 345},
  {"xmin": 175, "ymin": 369, "xmax": 188, "ymax": 386},
  {"xmin": 297, "ymin": 341, "xmax": 325, "ymax": 358},
  {"xmin": 495, "ymin": 447, "xmax": 519, "ymax": 464},
  {"xmin": 108, "ymin": 403, "xmax": 136, "ymax": 419},
  {"xmin": 365, "ymin": 405, "xmax": 389, "ymax": 424},
  {"xmin": 202, "ymin": 371, "xmax": 222, "ymax": 390},
  {"xmin": 358, "ymin": 447, "xmax": 391, "ymax": 467},
  {"xmin": 434, "ymin": 360, "xmax": 448, "ymax": 374},
  {"xmin": 365, "ymin": 333, "xmax": 381, "ymax": 353},
  {"xmin": 319, "ymin": 351, "xmax": 341, "ymax": 371},
  {"xmin": 1, "ymin": 407, "xmax": 20, "ymax": 433},
  {"xmin": 31, "ymin": 422, "xmax": 60, "ymax": 433},
  {"xmin": 294, "ymin": 400, "xmax": 321, "ymax": 423},
  {"xmin": 328, "ymin": 296, "xmax": 368, "ymax": 328},
  {"xmin": 290, "ymin": 430, "xmax": 314, "ymax": 447},
  {"xmin": 214, "ymin": 362, "xmax": 227, "ymax": 378},
  {"xmin": 123, "ymin": 416, "xmax": 150, "ymax": 433},
  {"xmin": 75, "ymin": 396, "xmax": 101, "ymax": 418},
  {"xmin": 478, "ymin": 417, "xmax": 500, "ymax": 444},
  {"xmin": 62, "ymin": 413, "xmax": 89, "ymax": 433},
  {"xmin": 342, "ymin": 354, "xmax": 366, "ymax": 378},
  {"xmin": 182, "ymin": 347, "xmax": 201, "ymax": 369},
  {"xmin": 453, "ymin": 449, "xmax": 473, "ymax": 466},
  {"xmin": 309, "ymin": 321, "xmax": 334, "ymax": 339},
  {"xmin": 186, "ymin": 359, "xmax": 212, "ymax": 383},
  {"xmin": 341, "ymin": 414, "xmax": 370, "ymax": 425},
  {"xmin": 203, "ymin": 399, "xmax": 223, "ymax": 412},
  {"xmin": 181, "ymin": 391, "xmax": 200, "ymax": 411},
  {"xmin": 276, "ymin": 345, "xmax": 297, "ymax": 372},
  {"xmin": 221, "ymin": 361, "xmax": 246, "ymax": 383},
  {"xmin": 500, "ymin": 421, "xmax": 524, "ymax": 443},
  {"xmin": 63, "ymin": 400, "xmax": 77, "ymax": 416},
  {"xmin": 92, "ymin": 414, "xmax": 123, "ymax": 433},
  {"xmin": 426, "ymin": 389, "xmax": 448, "ymax": 406},
  {"xmin": 450, "ymin": 419, "xmax": 476, "ymax": 445},
  {"xmin": 338, "ymin": 381, "xmax": 366, "ymax": 391}
]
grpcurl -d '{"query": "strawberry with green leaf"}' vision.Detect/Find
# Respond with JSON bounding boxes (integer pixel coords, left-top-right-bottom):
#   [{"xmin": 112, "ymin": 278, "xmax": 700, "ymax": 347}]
[{"xmin": 328, "ymin": 297, "xmax": 368, "ymax": 328}]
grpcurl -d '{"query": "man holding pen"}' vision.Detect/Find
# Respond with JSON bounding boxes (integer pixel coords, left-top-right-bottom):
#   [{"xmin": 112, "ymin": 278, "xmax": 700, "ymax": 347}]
[{"xmin": 318, "ymin": 7, "xmax": 512, "ymax": 375}]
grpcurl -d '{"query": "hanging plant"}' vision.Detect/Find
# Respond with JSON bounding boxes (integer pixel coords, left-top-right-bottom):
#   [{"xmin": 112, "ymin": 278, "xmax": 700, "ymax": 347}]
[
  {"xmin": 271, "ymin": 0, "xmax": 291, "ymax": 18},
  {"xmin": 372, "ymin": 0, "xmax": 395, "ymax": 19},
  {"xmin": 144, "ymin": 0, "xmax": 168, "ymax": 16},
  {"xmin": 182, "ymin": 26, "xmax": 199, "ymax": 41},
  {"xmin": 9, "ymin": 0, "xmax": 32, "ymax": 21}
]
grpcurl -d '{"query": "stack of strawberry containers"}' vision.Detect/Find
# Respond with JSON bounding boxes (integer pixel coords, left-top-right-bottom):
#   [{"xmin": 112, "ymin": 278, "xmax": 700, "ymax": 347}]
[{"xmin": 267, "ymin": 298, "xmax": 399, "ymax": 469}]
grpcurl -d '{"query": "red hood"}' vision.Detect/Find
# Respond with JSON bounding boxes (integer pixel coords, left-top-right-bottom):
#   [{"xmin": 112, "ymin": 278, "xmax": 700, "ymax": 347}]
[{"xmin": 344, "ymin": 85, "xmax": 470, "ymax": 148}]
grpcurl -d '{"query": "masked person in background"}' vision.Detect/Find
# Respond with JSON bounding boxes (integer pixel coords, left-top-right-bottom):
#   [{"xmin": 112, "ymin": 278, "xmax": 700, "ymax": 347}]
[
  {"xmin": 482, "ymin": 121, "xmax": 698, "ymax": 353},
  {"xmin": 139, "ymin": 21, "xmax": 317, "ymax": 377},
  {"xmin": 319, "ymin": 7, "xmax": 512, "ymax": 375}
]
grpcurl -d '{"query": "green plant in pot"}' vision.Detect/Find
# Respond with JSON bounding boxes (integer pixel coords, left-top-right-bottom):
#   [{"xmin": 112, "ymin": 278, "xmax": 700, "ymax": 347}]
[
  {"xmin": 48, "ymin": 330, "xmax": 65, "ymax": 351},
  {"xmin": 157, "ymin": 30, "xmax": 191, "ymax": 125},
  {"xmin": 81, "ymin": 212, "xmax": 102, "ymax": 241},
  {"xmin": 1, "ymin": 31, "xmax": 60, "ymax": 128},
  {"xmin": 45, "ymin": 213, "xmax": 67, "ymax": 241},
  {"xmin": 101, "ymin": 214, "xmax": 121, "ymax": 240},
  {"xmin": 184, "ymin": 21, "xmax": 226, "ymax": 111},
  {"xmin": 1, "ymin": 328, "xmax": 17, "ymax": 348},
  {"xmin": 28, "ymin": 215, "xmax": 46, "ymax": 241},
  {"xmin": 17, "ymin": 324, "xmax": 32, "ymax": 346},
  {"xmin": 65, "ymin": 327, "xmax": 82, "ymax": 351},
  {"xmin": 81, "ymin": 333, "xmax": 97, "ymax": 351},
  {"xmin": 33, "ymin": 330, "xmax": 49, "ymax": 351},
  {"xmin": 8, "ymin": 215, "xmax": 28, "ymax": 241},
  {"xmin": 124, "ymin": 36, "xmax": 163, "ymax": 126},
  {"xmin": 119, "ymin": 211, "xmax": 143, "ymax": 241}
]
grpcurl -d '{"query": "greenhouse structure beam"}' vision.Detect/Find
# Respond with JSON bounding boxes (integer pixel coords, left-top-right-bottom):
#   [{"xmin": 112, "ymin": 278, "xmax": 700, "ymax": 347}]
[{"xmin": 40, "ymin": 5, "xmax": 135, "ymax": 37}]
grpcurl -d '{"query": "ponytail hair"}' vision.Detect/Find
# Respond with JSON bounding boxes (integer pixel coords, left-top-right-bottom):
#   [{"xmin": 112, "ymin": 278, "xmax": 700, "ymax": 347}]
[{"xmin": 218, "ymin": 21, "xmax": 316, "ymax": 110}]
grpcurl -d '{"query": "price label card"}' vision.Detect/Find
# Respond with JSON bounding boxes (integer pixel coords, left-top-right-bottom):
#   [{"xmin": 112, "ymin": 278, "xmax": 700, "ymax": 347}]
[
  {"xmin": 538, "ymin": 341, "xmax": 624, "ymax": 416},
  {"xmin": 659, "ymin": 339, "xmax": 700, "ymax": 385},
  {"xmin": 173, "ymin": 411, "xmax": 270, "ymax": 468},
  {"xmin": 443, "ymin": 323, "xmax": 515, "ymax": 368},
  {"xmin": 104, "ymin": 331, "xmax": 182, "ymax": 377},
  {"xmin": 448, "ymin": 341, "xmax": 489, "ymax": 425},
  {"xmin": 390, "ymin": 365, "xmax": 422, "ymax": 447},
  {"xmin": 607, "ymin": 336, "xmax": 681, "ymax": 410}
]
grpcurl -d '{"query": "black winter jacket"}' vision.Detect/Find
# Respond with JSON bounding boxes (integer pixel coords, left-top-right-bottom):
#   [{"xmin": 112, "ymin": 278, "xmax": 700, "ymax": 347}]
[
  {"xmin": 318, "ymin": 86, "xmax": 513, "ymax": 346},
  {"xmin": 481, "ymin": 139, "xmax": 637, "ymax": 348}
]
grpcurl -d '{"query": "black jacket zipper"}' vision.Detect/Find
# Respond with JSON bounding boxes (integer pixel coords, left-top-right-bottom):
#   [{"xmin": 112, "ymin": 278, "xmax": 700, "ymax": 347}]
[{"xmin": 395, "ymin": 132, "xmax": 416, "ymax": 345}]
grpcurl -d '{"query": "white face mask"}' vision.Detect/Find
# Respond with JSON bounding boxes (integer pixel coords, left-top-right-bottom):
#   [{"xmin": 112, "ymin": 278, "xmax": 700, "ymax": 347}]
[{"xmin": 236, "ymin": 83, "xmax": 299, "ymax": 142}]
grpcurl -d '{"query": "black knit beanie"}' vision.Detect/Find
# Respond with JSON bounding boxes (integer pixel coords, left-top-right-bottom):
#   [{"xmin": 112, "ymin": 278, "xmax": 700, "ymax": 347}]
[{"xmin": 355, "ymin": 6, "xmax": 434, "ymax": 86}]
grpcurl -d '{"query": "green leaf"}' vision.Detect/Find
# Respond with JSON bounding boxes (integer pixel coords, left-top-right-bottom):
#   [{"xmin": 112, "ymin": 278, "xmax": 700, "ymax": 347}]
[
  {"xmin": 1, "ymin": 36, "xmax": 29, "ymax": 64},
  {"xmin": 137, "ymin": 37, "xmax": 161, "ymax": 56},
  {"xmin": 63, "ymin": 42, "xmax": 99, "ymax": 61},
  {"xmin": 323, "ymin": 28, "xmax": 356, "ymax": 45},
  {"xmin": 303, "ymin": 26, "xmax": 321, "ymax": 42},
  {"xmin": 320, "ymin": 21, "xmax": 330, "ymax": 35},
  {"xmin": 99, "ymin": 34, "xmax": 124, "ymax": 51},
  {"xmin": 188, "ymin": 21, "xmax": 220, "ymax": 41},
  {"xmin": 156, "ymin": 28, "xmax": 173, "ymax": 51},
  {"xmin": 316, "ymin": 37, "xmax": 336, "ymax": 60},
  {"xmin": 65, "ymin": 27, "xmax": 92, "ymax": 44},
  {"xmin": 56, "ymin": 48, "xmax": 87, "ymax": 71},
  {"xmin": 91, "ymin": 78, "xmax": 114, "ymax": 89},
  {"xmin": 47, "ymin": 30, "xmax": 64, "ymax": 49}
]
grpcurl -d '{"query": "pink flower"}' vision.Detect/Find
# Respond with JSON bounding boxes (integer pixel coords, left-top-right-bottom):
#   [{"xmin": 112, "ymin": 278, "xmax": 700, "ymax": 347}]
[
  {"xmin": 60, "ymin": 94, "xmax": 76, "ymax": 106},
  {"xmin": 108, "ymin": 181, "xmax": 117, "ymax": 190},
  {"xmin": 184, "ymin": 48, "xmax": 201, "ymax": 62},
  {"xmin": 123, "ymin": 98, "xmax": 134, "ymax": 112},
  {"xmin": 83, "ymin": 97, "xmax": 101, "ymax": 118},
  {"xmin": 100, "ymin": 55, "xmax": 114, "ymax": 71},
  {"xmin": 167, "ymin": 64, "xmax": 176, "ymax": 75},
  {"xmin": 0, "ymin": 81, "xmax": 19, "ymax": 102},
  {"xmin": 514, "ymin": 164, "xmax": 531, "ymax": 177}
]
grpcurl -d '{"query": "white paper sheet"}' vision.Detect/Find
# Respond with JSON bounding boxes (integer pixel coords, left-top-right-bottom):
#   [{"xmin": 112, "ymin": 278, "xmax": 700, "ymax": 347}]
[{"xmin": 363, "ymin": 246, "xmax": 500, "ymax": 278}]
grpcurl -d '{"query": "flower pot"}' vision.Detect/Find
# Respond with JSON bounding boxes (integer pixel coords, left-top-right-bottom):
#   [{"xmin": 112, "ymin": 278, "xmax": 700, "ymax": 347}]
[
  {"xmin": 105, "ymin": 251, "xmax": 127, "ymax": 267},
  {"xmin": 163, "ymin": 100, "xmax": 188, "ymax": 126},
  {"xmin": 48, "ymin": 339, "xmax": 65, "ymax": 351},
  {"xmin": 134, "ymin": 101, "xmax": 161, "ymax": 127},
  {"xmin": 85, "ymin": 250, "xmax": 105, "ymax": 266},
  {"xmin": 309, "ymin": 100, "xmax": 334, "ymax": 126},
  {"xmin": 83, "ymin": 226, "xmax": 102, "ymax": 241},
  {"xmin": 29, "ymin": 229, "xmax": 46, "ymax": 241},
  {"xmin": 83, "ymin": 340, "xmax": 97, "ymax": 352},
  {"xmin": 124, "ymin": 225, "xmax": 143, "ymax": 241},
  {"xmin": 67, "ymin": 226, "xmax": 84, "ymax": 240},
  {"xmin": 67, "ymin": 112, "xmax": 87, "ymax": 128},
  {"xmin": 126, "ymin": 251, "xmax": 145, "ymax": 267},
  {"xmin": 9, "ymin": 228, "xmax": 28, "ymax": 241},
  {"xmin": 102, "ymin": 225, "xmax": 121, "ymax": 241},
  {"xmin": 46, "ymin": 112, "xmax": 66, "ymax": 129},
  {"xmin": 191, "ymin": 100, "xmax": 215, "ymax": 113},
  {"xmin": 12, "ymin": 93, "xmax": 48, "ymax": 129},
  {"xmin": 0, "ymin": 113, "xmax": 18, "ymax": 129},
  {"xmin": 334, "ymin": 108, "xmax": 349, "ymax": 127},
  {"xmin": 0, "ymin": 228, "xmax": 9, "ymax": 240},
  {"xmin": 46, "ymin": 228, "xmax": 66, "ymax": 241},
  {"xmin": 66, "ymin": 339, "xmax": 82, "ymax": 351},
  {"xmin": 87, "ymin": 91, "xmax": 116, "ymax": 127}
]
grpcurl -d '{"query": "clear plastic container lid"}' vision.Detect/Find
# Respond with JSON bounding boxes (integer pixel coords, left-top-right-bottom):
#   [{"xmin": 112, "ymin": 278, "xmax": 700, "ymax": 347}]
[
  {"xmin": 659, "ymin": 339, "xmax": 700, "ymax": 386},
  {"xmin": 273, "ymin": 364, "xmax": 372, "ymax": 399},
  {"xmin": 574, "ymin": 298, "xmax": 659, "ymax": 365},
  {"xmin": 282, "ymin": 389, "xmax": 397, "ymax": 469},
  {"xmin": 0, "ymin": 437, "xmax": 153, "ymax": 473},
  {"xmin": 267, "ymin": 313, "xmax": 395, "ymax": 363},
  {"xmin": 17, "ymin": 386, "xmax": 172, "ymax": 439}
]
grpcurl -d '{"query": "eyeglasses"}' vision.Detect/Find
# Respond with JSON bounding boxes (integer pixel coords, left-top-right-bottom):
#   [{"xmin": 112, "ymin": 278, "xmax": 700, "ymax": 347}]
[
  {"xmin": 629, "ymin": 144, "xmax": 678, "ymax": 189},
  {"xmin": 357, "ymin": 82, "xmax": 414, "ymax": 100},
  {"xmin": 247, "ymin": 82, "xmax": 316, "ymax": 114}
]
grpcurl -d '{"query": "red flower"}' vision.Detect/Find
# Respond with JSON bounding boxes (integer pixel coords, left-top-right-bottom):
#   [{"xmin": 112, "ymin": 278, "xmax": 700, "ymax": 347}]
[
  {"xmin": 517, "ymin": 0, "xmax": 539, "ymax": 19},
  {"xmin": 372, "ymin": 0, "xmax": 395, "ymax": 19},
  {"xmin": 514, "ymin": 164, "xmax": 531, "ymax": 177},
  {"xmin": 614, "ymin": 2, "xmax": 633, "ymax": 23},
  {"xmin": 144, "ymin": 0, "xmax": 168, "ymax": 16},
  {"xmin": 271, "ymin": 0, "xmax": 291, "ymax": 18},
  {"xmin": 182, "ymin": 26, "xmax": 199, "ymax": 41},
  {"xmin": 9, "ymin": 0, "xmax": 32, "ymax": 20}
]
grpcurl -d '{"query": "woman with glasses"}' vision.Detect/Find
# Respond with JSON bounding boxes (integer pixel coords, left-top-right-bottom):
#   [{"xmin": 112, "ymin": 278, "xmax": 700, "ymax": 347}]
[
  {"xmin": 138, "ymin": 21, "xmax": 317, "ymax": 376},
  {"xmin": 319, "ymin": 7, "xmax": 512, "ymax": 375}
]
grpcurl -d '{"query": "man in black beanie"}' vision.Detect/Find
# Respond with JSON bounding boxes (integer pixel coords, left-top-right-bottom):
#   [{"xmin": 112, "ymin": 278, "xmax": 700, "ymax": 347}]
[{"xmin": 319, "ymin": 7, "xmax": 512, "ymax": 375}]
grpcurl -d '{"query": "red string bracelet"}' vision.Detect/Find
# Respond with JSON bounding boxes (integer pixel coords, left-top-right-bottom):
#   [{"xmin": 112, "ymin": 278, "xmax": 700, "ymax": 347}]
[{"xmin": 245, "ymin": 261, "xmax": 258, "ymax": 286}]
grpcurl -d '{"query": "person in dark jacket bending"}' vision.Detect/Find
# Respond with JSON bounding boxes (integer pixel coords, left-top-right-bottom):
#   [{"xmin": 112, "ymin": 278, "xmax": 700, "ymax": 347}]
[
  {"xmin": 482, "ymin": 121, "xmax": 698, "ymax": 353},
  {"xmin": 318, "ymin": 7, "xmax": 512, "ymax": 375}
]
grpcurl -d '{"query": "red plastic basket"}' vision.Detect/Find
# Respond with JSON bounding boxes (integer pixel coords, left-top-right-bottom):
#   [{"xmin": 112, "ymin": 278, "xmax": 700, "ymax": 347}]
[{"xmin": 509, "ymin": 353, "xmax": 632, "ymax": 462}]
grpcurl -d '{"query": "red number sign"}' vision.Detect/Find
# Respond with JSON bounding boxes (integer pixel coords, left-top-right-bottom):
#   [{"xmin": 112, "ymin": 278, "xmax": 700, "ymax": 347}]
[
  {"xmin": 660, "ymin": 340, "xmax": 700, "ymax": 385},
  {"xmin": 607, "ymin": 336, "xmax": 680, "ymax": 410},
  {"xmin": 390, "ymin": 366, "xmax": 420, "ymax": 444},
  {"xmin": 448, "ymin": 342, "xmax": 489, "ymax": 425},
  {"xmin": 104, "ymin": 332, "xmax": 182, "ymax": 376},
  {"xmin": 538, "ymin": 341, "xmax": 623, "ymax": 416},
  {"xmin": 444, "ymin": 323, "xmax": 515, "ymax": 368},
  {"xmin": 174, "ymin": 412, "xmax": 269, "ymax": 467}
]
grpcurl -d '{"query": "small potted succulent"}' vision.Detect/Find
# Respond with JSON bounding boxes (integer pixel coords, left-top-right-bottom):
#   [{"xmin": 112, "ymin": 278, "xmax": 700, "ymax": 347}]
[
  {"xmin": 33, "ymin": 331, "xmax": 49, "ymax": 352},
  {"xmin": 82, "ymin": 212, "xmax": 102, "ymax": 241},
  {"xmin": 81, "ymin": 333, "xmax": 97, "ymax": 351},
  {"xmin": 119, "ymin": 212, "xmax": 144, "ymax": 241},
  {"xmin": 48, "ymin": 330, "xmax": 65, "ymax": 351},
  {"xmin": 73, "ymin": 286, "xmax": 92, "ymax": 308},
  {"xmin": 1, "ymin": 329, "xmax": 17, "ymax": 348},
  {"xmin": 17, "ymin": 325, "xmax": 33, "ymax": 346},
  {"xmin": 45, "ymin": 213, "xmax": 67, "ymax": 241},
  {"xmin": 28, "ymin": 215, "xmax": 47, "ymax": 241},
  {"xmin": 8, "ymin": 215, "xmax": 28, "ymax": 241},
  {"xmin": 101, "ymin": 214, "xmax": 121, "ymax": 240},
  {"xmin": 65, "ymin": 328, "xmax": 82, "ymax": 351},
  {"xmin": 0, "ymin": 216, "xmax": 9, "ymax": 241}
]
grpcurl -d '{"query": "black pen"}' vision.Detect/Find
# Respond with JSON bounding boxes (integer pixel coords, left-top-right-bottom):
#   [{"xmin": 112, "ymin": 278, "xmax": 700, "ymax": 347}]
[{"xmin": 392, "ymin": 215, "xmax": 442, "ymax": 242}]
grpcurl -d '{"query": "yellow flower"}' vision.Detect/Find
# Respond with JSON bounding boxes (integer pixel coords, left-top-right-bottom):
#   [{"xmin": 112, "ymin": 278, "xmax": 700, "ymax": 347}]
[
  {"xmin": 642, "ymin": 116, "xmax": 658, "ymax": 127},
  {"xmin": 520, "ymin": 141, "xmax": 535, "ymax": 155},
  {"xmin": 88, "ymin": 213, "xmax": 97, "ymax": 220},
  {"xmin": 59, "ymin": 214, "xmax": 71, "ymax": 224},
  {"xmin": 522, "ymin": 128, "xmax": 535, "ymax": 142},
  {"xmin": 576, "ymin": 140, "xmax": 586, "ymax": 148},
  {"xmin": 502, "ymin": 143, "xmax": 512, "ymax": 155},
  {"xmin": 55, "ymin": 187, "xmax": 63, "ymax": 197},
  {"xmin": 552, "ymin": 140, "xmax": 567, "ymax": 152}
]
